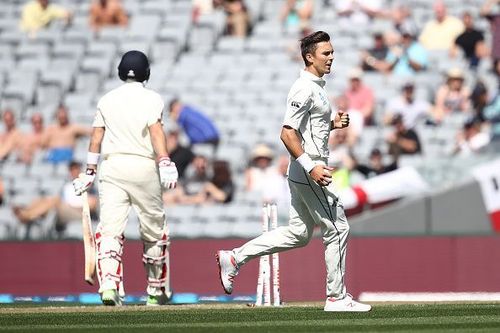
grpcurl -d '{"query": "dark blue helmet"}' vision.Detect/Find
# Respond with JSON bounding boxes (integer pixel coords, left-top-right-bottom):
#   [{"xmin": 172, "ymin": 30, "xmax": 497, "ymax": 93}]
[{"xmin": 118, "ymin": 50, "xmax": 150, "ymax": 82}]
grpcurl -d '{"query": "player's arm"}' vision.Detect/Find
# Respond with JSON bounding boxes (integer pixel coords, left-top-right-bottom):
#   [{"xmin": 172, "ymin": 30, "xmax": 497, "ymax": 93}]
[
  {"xmin": 87, "ymin": 127, "xmax": 104, "ymax": 171},
  {"xmin": 149, "ymin": 121, "xmax": 168, "ymax": 158},
  {"xmin": 149, "ymin": 121, "xmax": 178, "ymax": 189},
  {"xmin": 280, "ymin": 126, "xmax": 332, "ymax": 187},
  {"xmin": 73, "ymin": 126, "xmax": 103, "ymax": 196}
]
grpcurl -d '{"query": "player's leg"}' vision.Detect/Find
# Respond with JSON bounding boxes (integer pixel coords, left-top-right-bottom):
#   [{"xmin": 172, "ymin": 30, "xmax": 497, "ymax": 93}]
[
  {"xmin": 96, "ymin": 162, "xmax": 131, "ymax": 305},
  {"xmin": 301, "ymin": 181, "xmax": 370, "ymax": 311},
  {"xmin": 217, "ymin": 181, "xmax": 316, "ymax": 294},
  {"xmin": 128, "ymin": 158, "xmax": 171, "ymax": 305}
]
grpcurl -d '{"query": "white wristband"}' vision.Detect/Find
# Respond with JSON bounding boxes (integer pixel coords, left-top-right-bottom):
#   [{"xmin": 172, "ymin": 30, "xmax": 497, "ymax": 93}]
[
  {"xmin": 87, "ymin": 152, "xmax": 100, "ymax": 165},
  {"xmin": 296, "ymin": 153, "xmax": 315, "ymax": 173}
]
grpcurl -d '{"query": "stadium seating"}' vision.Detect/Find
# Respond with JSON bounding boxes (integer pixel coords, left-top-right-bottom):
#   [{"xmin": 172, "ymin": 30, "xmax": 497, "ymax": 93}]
[{"xmin": 0, "ymin": 0, "xmax": 498, "ymax": 240}]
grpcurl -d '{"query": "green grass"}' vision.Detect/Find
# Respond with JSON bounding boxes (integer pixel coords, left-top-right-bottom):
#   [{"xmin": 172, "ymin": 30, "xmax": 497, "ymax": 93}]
[{"xmin": 0, "ymin": 303, "xmax": 499, "ymax": 332}]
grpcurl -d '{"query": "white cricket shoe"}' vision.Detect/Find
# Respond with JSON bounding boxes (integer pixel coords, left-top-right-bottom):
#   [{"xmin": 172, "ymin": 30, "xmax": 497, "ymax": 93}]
[
  {"xmin": 101, "ymin": 289, "xmax": 123, "ymax": 306},
  {"xmin": 324, "ymin": 294, "xmax": 371, "ymax": 312},
  {"xmin": 216, "ymin": 250, "xmax": 239, "ymax": 294}
]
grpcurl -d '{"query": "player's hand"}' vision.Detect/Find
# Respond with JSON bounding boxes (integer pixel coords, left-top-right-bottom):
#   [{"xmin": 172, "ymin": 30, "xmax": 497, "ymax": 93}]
[
  {"xmin": 73, "ymin": 169, "xmax": 96, "ymax": 196},
  {"xmin": 334, "ymin": 112, "xmax": 350, "ymax": 129},
  {"xmin": 310, "ymin": 165, "xmax": 334, "ymax": 187},
  {"xmin": 159, "ymin": 157, "xmax": 178, "ymax": 189}
]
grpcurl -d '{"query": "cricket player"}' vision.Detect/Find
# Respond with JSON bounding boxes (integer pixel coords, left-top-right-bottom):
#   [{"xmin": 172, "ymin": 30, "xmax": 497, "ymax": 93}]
[
  {"xmin": 73, "ymin": 50, "xmax": 178, "ymax": 306},
  {"xmin": 216, "ymin": 31, "xmax": 371, "ymax": 312}
]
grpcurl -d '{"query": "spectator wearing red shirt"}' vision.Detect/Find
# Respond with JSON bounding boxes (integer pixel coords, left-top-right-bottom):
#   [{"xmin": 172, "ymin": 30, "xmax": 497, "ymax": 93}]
[{"xmin": 344, "ymin": 68, "xmax": 375, "ymax": 125}]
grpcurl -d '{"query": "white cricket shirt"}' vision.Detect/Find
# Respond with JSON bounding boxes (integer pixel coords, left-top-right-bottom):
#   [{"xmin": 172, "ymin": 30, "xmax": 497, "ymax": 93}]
[
  {"xmin": 283, "ymin": 70, "xmax": 332, "ymax": 159},
  {"xmin": 93, "ymin": 82, "xmax": 164, "ymax": 159}
]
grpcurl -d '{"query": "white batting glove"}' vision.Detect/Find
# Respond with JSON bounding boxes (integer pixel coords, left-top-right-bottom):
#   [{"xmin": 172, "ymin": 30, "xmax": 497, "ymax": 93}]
[
  {"xmin": 158, "ymin": 157, "xmax": 178, "ymax": 189},
  {"xmin": 73, "ymin": 169, "xmax": 96, "ymax": 196}
]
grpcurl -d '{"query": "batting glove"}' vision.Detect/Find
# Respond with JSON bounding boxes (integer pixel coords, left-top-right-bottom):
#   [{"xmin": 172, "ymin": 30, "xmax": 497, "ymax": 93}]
[
  {"xmin": 73, "ymin": 169, "xmax": 96, "ymax": 196},
  {"xmin": 159, "ymin": 157, "xmax": 178, "ymax": 189}
]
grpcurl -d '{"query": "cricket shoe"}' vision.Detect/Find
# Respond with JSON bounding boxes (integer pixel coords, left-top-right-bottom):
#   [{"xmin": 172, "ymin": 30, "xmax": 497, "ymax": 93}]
[
  {"xmin": 216, "ymin": 250, "xmax": 239, "ymax": 294},
  {"xmin": 101, "ymin": 289, "xmax": 123, "ymax": 306},
  {"xmin": 146, "ymin": 291, "xmax": 172, "ymax": 306},
  {"xmin": 324, "ymin": 294, "xmax": 371, "ymax": 312}
]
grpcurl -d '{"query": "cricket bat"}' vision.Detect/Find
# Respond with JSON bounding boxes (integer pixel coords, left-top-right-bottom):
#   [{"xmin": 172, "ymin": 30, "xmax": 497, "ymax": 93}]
[{"xmin": 81, "ymin": 191, "xmax": 96, "ymax": 285}]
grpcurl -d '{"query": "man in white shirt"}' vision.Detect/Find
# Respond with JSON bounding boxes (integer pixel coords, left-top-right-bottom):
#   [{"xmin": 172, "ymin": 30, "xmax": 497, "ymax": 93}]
[
  {"xmin": 216, "ymin": 31, "xmax": 371, "ymax": 312},
  {"xmin": 73, "ymin": 50, "xmax": 179, "ymax": 306},
  {"xmin": 385, "ymin": 81, "xmax": 431, "ymax": 128}
]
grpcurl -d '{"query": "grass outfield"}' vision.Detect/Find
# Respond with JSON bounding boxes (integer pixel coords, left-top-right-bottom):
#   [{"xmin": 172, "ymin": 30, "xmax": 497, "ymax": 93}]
[{"xmin": 0, "ymin": 303, "xmax": 499, "ymax": 332}]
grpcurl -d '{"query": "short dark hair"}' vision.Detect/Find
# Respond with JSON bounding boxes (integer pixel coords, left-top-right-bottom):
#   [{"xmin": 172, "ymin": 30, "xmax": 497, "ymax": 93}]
[{"xmin": 300, "ymin": 31, "xmax": 330, "ymax": 66}]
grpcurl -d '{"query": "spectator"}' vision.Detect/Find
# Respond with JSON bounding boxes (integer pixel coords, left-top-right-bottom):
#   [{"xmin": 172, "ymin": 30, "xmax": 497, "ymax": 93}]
[
  {"xmin": 168, "ymin": 99, "xmax": 220, "ymax": 148},
  {"xmin": 42, "ymin": 105, "xmax": 91, "ymax": 164},
  {"xmin": 222, "ymin": 0, "xmax": 250, "ymax": 38},
  {"xmin": 373, "ymin": 31, "xmax": 428, "ymax": 76},
  {"xmin": 280, "ymin": 0, "xmax": 314, "ymax": 32},
  {"xmin": 386, "ymin": 114, "xmax": 422, "ymax": 157},
  {"xmin": 181, "ymin": 160, "xmax": 234, "ymax": 204},
  {"xmin": 245, "ymin": 144, "xmax": 278, "ymax": 192},
  {"xmin": 390, "ymin": 4, "xmax": 418, "ymax": 38},
  {"xmin": 0, "ymin": 177, "xmax": 4, "ymax": 206},
  {"xmin": 384, "ymin": 81, "xmax": 432, "ymax": 128},
  {"xmin": 343, "ymin": 68, "xmax": 375, "ymax": 125},
  {"xmin": 0, "ymin": 110, "xmax": 23, "ymax": 162},
  {"xmin": 452, "ymin": 118, "xmax": 491, "ymax": 156},
  {"xmin": 433, "ymin": 68, "xmax": 471, "ymax": 123},
  {"xmin": 361, "ymin": 33, "xmax": 388, "ymax": 71},
  {"xmin": 333, "ymin": 94, "xmax": 364, "ymax": 145},
  {"xmin": 335, "ymin": 0, "xmax": 383, "ymax": 27},
  {"xmin": 483, "ymin": 84, "xmax": 500, "ymax": 139},
  {"xmin": 192, "ymin": 0, "xmax": 219, "ymax": 23},
  {"xmin": 183, "ymin": 154, "xmax": 212, "ymax": 195},
  {"xmin": 264, "ymin": 154, "xmax": 291, "ymax": 210},
  {"xmin": 162, "ymin": 154, "xmax": 212, "ymax": 206},
  {"xmin": 18, "ymin": 113, "xmax": 45, "ymax": 164},
  {"xmin": 451, "ymin": 12, "xmax": 488, "ymax": 68},
  {"xmin": 419, "ymin": 1, "xmax": 464, "ymax": 51},
  {"xmin": 481, "ymin": 0, "xmax": 500, "ymax": 64},
  {"xmin": 470, "ymin": 81, "xmax": 489, "ymax": 122},
  {"xmin": 20, "ymin": 0, "xmax": 72, "ymax": 37},
  {"xmin": 351, "ymin": 148, "xmax": 398, "ymax": 179},
  {"xmin": 165, "ymin": 125, "xmax": 195, "ymax": 179},
  {"xmin": 12, "ymin": 161, "xmax": 98, "ymax": 228},
  {"xmin": 89, "ymin": 0, "xmax": 128, "ymax": 32},
  {"xmin": 328, "ymin": 127, "xmax": 352, "ymax": 167}
]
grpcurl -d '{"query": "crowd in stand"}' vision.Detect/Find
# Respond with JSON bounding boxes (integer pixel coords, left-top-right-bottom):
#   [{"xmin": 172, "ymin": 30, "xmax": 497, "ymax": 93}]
[{"xmin": 1, "ymin": 0, "xmax": 500, "ymax": 239}]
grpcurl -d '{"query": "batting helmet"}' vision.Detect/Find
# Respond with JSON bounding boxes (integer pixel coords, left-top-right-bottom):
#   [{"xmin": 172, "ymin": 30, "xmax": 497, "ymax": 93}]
[{"xmin": 118, "ymin": 50, "xmax": 150, "ymax": 82}]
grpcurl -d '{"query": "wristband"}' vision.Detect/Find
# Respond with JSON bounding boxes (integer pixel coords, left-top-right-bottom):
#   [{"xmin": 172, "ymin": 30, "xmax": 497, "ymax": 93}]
[
  {"xmin": 158, "ymin": 156, "xmax": 171, "ymax": 163},
  {"xmin": 296, "ymin": 153, "xmax": 315, "ymax": 173},
  {"xmin": 87, "ymin": 152, "xmax": 100, "ymax": 165}
]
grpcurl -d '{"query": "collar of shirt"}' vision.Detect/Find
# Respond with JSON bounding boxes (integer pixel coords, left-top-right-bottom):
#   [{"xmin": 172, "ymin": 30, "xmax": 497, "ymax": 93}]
[{"xmin": 300, "ymin": 70, "xmax": 326, "ymax": 88}]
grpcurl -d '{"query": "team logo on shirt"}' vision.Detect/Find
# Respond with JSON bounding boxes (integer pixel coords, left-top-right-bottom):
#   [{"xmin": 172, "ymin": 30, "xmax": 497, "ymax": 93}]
[
  {"xmin": 291, "ymin": 101, "xmax": 301, "ymax": 109},
  {"xmin": 319, "ymin": 92, "xmax": 328, "ymax": 106}
]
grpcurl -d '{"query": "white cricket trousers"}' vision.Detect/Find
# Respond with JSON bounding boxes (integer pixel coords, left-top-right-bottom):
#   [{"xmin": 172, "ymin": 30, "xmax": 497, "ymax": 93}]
[
  {"xmin": 233, "ymin": 159, "xmax": 349, "ymax": 299},
  {"xmin": 96, "ymin": 154, "xmax": 170, "ymax": 297}
]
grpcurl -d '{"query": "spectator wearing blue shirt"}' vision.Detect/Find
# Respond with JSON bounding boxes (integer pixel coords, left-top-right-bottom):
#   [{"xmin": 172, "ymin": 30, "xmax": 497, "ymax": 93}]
[
  {"xmin": 367, "ymin": 32, "xmax": 428, "ymax": 76},
  {"xmin": 168, "ymin": 98, "xmax": 220, "ymax": 148}
]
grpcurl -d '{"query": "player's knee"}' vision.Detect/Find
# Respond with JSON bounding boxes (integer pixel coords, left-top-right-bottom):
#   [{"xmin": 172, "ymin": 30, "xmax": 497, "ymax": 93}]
[{"xmin": 290, "ymin": 226, "xmax": 312, "ymax": 247}]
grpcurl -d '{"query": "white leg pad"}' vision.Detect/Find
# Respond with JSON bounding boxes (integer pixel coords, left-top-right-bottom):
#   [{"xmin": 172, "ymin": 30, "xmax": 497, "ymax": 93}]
[
  {"xmin": 143, "ymin": 228, "xmax": 170, "ymax": 296},
  {"xmin": 96, "ymin": 228, "xmax": 125, "ymax": 295}
]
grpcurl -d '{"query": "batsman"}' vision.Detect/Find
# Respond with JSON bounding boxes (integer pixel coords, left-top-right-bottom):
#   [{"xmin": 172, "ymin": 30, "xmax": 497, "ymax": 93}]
[
  {"xmin": 217, "ymin": 31, "xmax": 371, "ymax": 312},
  {"xmin": 73, "ymin": 50, "xmax": 179, "ymax": 306}
]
